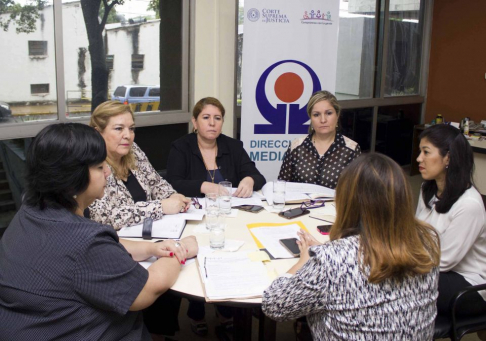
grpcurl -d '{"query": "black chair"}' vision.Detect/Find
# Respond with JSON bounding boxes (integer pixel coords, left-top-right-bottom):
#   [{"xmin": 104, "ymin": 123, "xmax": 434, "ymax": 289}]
[{"xmin": 434, "ymin": 283, "xmax": 486, "ymax": 340}]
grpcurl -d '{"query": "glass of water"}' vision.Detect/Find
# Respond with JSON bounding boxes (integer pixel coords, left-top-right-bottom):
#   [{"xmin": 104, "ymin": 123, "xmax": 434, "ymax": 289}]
[
  {"xmin": 218, "ymin": 181, "xmax": 232, "ymax": 215},
  {"xmin": 205, "ymin": 193, "xmax": 219, "ymax": 230},
  {"xmin": 273, "ymin": 179, "xmax": 286, "ymax": 211},
  {"xmin": 209, "ymin": 216, "xmax": 225, "ymax": 250}
]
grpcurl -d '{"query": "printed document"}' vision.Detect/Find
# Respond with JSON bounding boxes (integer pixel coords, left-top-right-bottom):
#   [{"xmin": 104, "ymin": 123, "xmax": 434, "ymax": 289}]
[
  {"xmin": 197, "ymin": 251, "xmax": 271, "ymax": 301},
  {"xmin": 262, "ymin": 182, "xmax": 335, "ymax": 205}
]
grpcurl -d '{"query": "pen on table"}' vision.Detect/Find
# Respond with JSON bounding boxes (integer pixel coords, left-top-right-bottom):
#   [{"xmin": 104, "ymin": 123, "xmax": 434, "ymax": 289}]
[{"xmin": 204, "ymin": 257, "xmax": 208, "ymax": 278}]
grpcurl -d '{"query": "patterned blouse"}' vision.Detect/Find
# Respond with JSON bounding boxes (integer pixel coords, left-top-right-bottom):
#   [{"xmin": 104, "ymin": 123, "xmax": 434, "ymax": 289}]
[
  {"xmin": 89, "ymin": 143, "xmax": 176, "ymax": 230},
  {"xmin": 262, "ymin": 235, "xmax": 439, "ymax": 340},
  {"xmin": 278, "ymin": 133, "xmax": 361, "ymax": 189}
]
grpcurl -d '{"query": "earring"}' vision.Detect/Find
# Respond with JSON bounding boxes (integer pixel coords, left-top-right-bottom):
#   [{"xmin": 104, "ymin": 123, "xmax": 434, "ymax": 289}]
[
  {"xmin": 194, "ymin": 129, "xmax": 198, "ymax": 134},
  {"xmin": 446, "ymin": 165, "xmax": 449, "ymax": 169},
  {"xmin": 73, "ymin": 194, "xmax": 77, "ymax": 199},
  {"xmin": 310, "ymin": 125, "xmax": 314, "ymax": 132}
]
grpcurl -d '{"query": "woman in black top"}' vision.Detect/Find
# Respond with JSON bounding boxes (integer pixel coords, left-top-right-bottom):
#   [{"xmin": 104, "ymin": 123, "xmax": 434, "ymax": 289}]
[
  {"xmin": 167, "ymin": 97, "xmax": 266, "ymax": 198},
  {"xmin": 0, "ymin": 123, "xmax": 197, "ymax": 340}
]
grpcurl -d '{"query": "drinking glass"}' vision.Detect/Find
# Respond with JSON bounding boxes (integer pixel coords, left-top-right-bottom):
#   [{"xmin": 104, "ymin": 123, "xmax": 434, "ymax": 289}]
[
  {"xmin": 209, "ymin": 216, "xmax": 225, "ymax": 250},
  {"xmin": 218, "ymin": 181, "xmax": 232, "ymax": 215},
  {"xmin": 205, "ymin": 193, "xmax": 219, "ymax": 230},
  {"xmin": 273, "ymin": 180, "xmax": 286, "ymax": 211}
]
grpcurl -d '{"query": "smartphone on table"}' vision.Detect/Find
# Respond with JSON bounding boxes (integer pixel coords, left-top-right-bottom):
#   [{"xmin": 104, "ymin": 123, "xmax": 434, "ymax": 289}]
[
  {"xmin": 279, "ymin": 238, "xmax": 300, "ymax": 257},
  {"xmin": 317, "ymin": 225, "xmax": 332, "ymax": 235},
  {"xmin": 237, "ymin": 205, "xmax": 264, "ymax": 213},
  {"xmin": 278, "ymin": 207, "xmax": 310, "ymax": 219}
]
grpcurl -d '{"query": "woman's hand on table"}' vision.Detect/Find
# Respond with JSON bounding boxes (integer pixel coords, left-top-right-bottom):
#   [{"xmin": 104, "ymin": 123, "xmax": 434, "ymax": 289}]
[
  {"xmin": 233, "ymin": 177, "xmax": 254, "ymax": 198},
  {"xmin": 152, "ymin": 240, "xmax": 188, "ymax": 264},
  {"xmin": 287, "ymin": 230, "xmax": 318, "ymax": 275},
  {"xmin": 180, "ymin": 236, "xmax": 198, "ymax": 258},
  {"xmin": 161, "ymin": 195, "xmax": 191, "ymax": 214},
  {"xmin": 298, "ymin": 229, "xmax": 321, "ymax": 247},
  {"xmin": 200, "ymin": 181, "xmax": 220, "ymax": 195}
]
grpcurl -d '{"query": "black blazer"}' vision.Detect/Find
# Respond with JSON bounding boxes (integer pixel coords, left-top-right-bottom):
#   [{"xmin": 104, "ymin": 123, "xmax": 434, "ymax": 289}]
[{"xmin": 166, "ymin": 133, "xmax": 266, "ymax": 197}]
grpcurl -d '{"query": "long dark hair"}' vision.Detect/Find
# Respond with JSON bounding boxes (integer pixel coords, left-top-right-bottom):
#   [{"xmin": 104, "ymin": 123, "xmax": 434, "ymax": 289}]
[
  {"xmin": 330, "ymin": 153, "xmax": 439, "ymax": 283},
  {"xmin": 419, "ymin": 124, "xmax": 474, "ymax": 213},
  {"xmin": 24, "ymin": 123, "xmax": 107, "ymax": 211}
]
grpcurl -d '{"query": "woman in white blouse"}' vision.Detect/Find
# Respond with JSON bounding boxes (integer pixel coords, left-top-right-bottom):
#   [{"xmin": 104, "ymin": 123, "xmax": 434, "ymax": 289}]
[{"xmin": 416, "ymin": 124, "xmax": 486, "ymax": 317}]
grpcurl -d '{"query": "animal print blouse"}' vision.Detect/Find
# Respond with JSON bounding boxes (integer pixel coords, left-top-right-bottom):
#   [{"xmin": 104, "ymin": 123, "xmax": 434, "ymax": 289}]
[
  {"xmin": 89, "ymin": 143, "xmax": 176, "ymax": 230},
  {"xmin": 278, "ymin": 133, "xmax": 361, "ymax": 189},
  {"xmin": 262, "ymin": 235, "xmax": 439, "ymax": 340}
]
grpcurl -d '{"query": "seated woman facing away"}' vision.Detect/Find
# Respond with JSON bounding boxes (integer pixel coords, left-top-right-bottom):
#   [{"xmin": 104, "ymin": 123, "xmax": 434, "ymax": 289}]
[
  {"xmin": 416, "ymin": 124, "xmax": 486, "ymax": 318},
  {"xmin": 88, "ymin": 100, "xmax": 190, "ymax": 230},
  {"xmin": 166, "ymin": 96, "xmax": 266, "ymax": 198},
  {"xmin": 278, "ymin": 90, "xmax": 360, "ymax": 189},
  {"xmin": 0, "ymin": 123, "xmax": 197, "ymax": 340},
  {"xmin": 263, "ymin": 153, "xmax": 440, "ymax": 340}
]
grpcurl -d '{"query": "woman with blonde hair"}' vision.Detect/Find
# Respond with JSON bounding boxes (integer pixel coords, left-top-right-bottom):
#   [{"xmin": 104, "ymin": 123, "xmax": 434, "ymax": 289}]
[
  {"xmin": 88, "ymin": 100, "xmax": 190, "ymax": 230},
  {"xmin": 88, "ymin": 101, "xmax": 191, "ymax": 340},
  {"xmin": 263, "ymin": 153, "xmax": 440, "ymax": 340},
  {"xmin": 278, "ymin": 90, "xmax": 360, "ymax": 189}
]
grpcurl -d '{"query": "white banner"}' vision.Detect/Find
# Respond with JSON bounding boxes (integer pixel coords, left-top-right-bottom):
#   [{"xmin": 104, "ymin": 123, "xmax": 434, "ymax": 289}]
[{"xmin": 241, "ymin": 0, "xmax": 340, "ymax": 181}]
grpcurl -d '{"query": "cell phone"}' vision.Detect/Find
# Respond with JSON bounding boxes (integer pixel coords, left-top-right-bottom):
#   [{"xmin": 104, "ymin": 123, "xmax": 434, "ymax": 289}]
[
  {"xmin": 317, "ymin": 225, "xmax": 332, "ymax": 235},
  {"xmin": 237, "ymin": 205, "xmax": 264, "ymax": 213},
  {"xmin": 279, "ymin": 238, "xmax": 300, "ymax": 257},
  {"xmin": 278, "ymin": 207, "xmax": 310, "ymax": 219}
]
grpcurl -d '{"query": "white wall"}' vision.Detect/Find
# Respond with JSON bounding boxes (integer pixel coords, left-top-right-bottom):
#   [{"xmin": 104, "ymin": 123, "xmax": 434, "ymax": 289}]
[
  {"xmin": 0, "ymin": 5, "xmax": 57, "ymax": 102},
  {"xmin": 193, "ymin": 0, "xmax": 236, "ymax": 137},
  {"xmin": 106, "ymin": 20, "xmax": 161, "ymax": 92}
]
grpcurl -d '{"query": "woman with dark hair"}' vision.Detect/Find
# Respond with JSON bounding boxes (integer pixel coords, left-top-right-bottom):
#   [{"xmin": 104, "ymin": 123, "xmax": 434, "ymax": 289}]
[
  {"xmin": 167, "ymin": 97, "xmax": 266, "ymax": 335},
  {"xmin": 263, "ymin": 153, "xmax": 440, "ymax": 339},
  {"xmin": 0, "ymin": 123, "xmax": 197, "ymax": 340},
  {"xmin": 416, "ymin": 124, "xmax": 486, "ymax": 317},
  {"xmin": 88, "ymin": 101, "xmax": 191, "ymax": 230},
  {"xmin": 167, "ymin": 97, "xmax": 266, "ymax": 198},
  {"xmin": 278, "ymin": 90, "xmax": 361, "ymax": 189}
]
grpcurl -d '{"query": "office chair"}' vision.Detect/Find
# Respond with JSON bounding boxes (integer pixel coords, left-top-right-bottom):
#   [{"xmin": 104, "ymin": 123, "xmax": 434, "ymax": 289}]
[{"xmin": 434, "ymin": 283, "xmax": 486, "ymax": 340}]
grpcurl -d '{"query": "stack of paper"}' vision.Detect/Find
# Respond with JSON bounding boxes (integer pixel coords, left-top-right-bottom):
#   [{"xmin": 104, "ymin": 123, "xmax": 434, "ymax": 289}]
[
  {"xmin": 197, "ymin": 251, "xmax": 271, "ymax": 301},
  {"xmin": 248, "ymin": 222, "xmax": 304, "ymax": 259},
  {"xmin": 262, "ymin": 182, "xmax": 335, "ymax": 205}
]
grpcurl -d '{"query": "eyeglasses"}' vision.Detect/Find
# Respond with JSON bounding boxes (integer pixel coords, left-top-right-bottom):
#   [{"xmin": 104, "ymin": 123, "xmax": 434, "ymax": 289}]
[
  {"xmin": 300, "ymin": 200, "xmax": 326, "ymax": 210},
  {"xmin": 192, "ymin": 197, "xmax": 202, "ymax": 209}
]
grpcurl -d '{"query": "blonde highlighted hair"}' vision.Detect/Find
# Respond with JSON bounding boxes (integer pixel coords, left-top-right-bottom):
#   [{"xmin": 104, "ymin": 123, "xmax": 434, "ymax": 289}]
[
  {"xmin": 330, "ymin": 153, "xmax": 440, "ymax": 283},
  {"xmin": 89, "ymin": 101, "xmax": 136, "ymax": 179},
  {"xmin": 306, "ymin": 90, "xmax": 340, "ymax": 134}
]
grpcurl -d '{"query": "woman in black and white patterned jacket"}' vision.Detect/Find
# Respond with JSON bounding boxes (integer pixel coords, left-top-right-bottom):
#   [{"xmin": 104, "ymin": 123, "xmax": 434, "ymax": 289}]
[
  {"xmin": 263, "ymin": 153, "xmax": 440, "ymax": 340},
  {"xmin": 278, "ymin": 90, "xmax": 360, "ymax": 189},
  {"xmin": 88, "ymin": 101, "xmax": 191, "ymax": 231}
]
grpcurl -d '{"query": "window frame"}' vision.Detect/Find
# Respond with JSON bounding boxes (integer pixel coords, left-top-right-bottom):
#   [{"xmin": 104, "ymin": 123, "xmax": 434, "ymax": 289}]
[
  {"xmin": 30, "ymin": 84, "xmax": 50, "ymax": 95},
  {"xmin": 28, "ymin": 40, "xmax": 48, "ymax": 57},
  {"xmin": 0, "ymin": 0, "xmax": 193, "ymax": 140}
]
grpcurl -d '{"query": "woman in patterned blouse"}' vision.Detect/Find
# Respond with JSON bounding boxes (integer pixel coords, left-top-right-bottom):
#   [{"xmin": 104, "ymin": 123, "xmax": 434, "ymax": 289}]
[
  {"xmin": 263, "ymin": 153, "xmax": 441, "ymax": 340},
  {"xmin": 278, "ymin": 90, "xmax": 360, "ymax": 189},
  {"xmin": 88, "ymin": 101, "xmax": 191, "ymax": 230},
  {"xmin": 88, "ymin": 101, "xmax": 191, "ymax": 340}
]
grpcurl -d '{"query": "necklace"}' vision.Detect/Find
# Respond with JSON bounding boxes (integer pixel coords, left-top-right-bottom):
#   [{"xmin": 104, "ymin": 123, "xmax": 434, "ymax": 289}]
[{"xmin": 199, "ymin": 143, "xmax": 218, "ymax": 183}]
